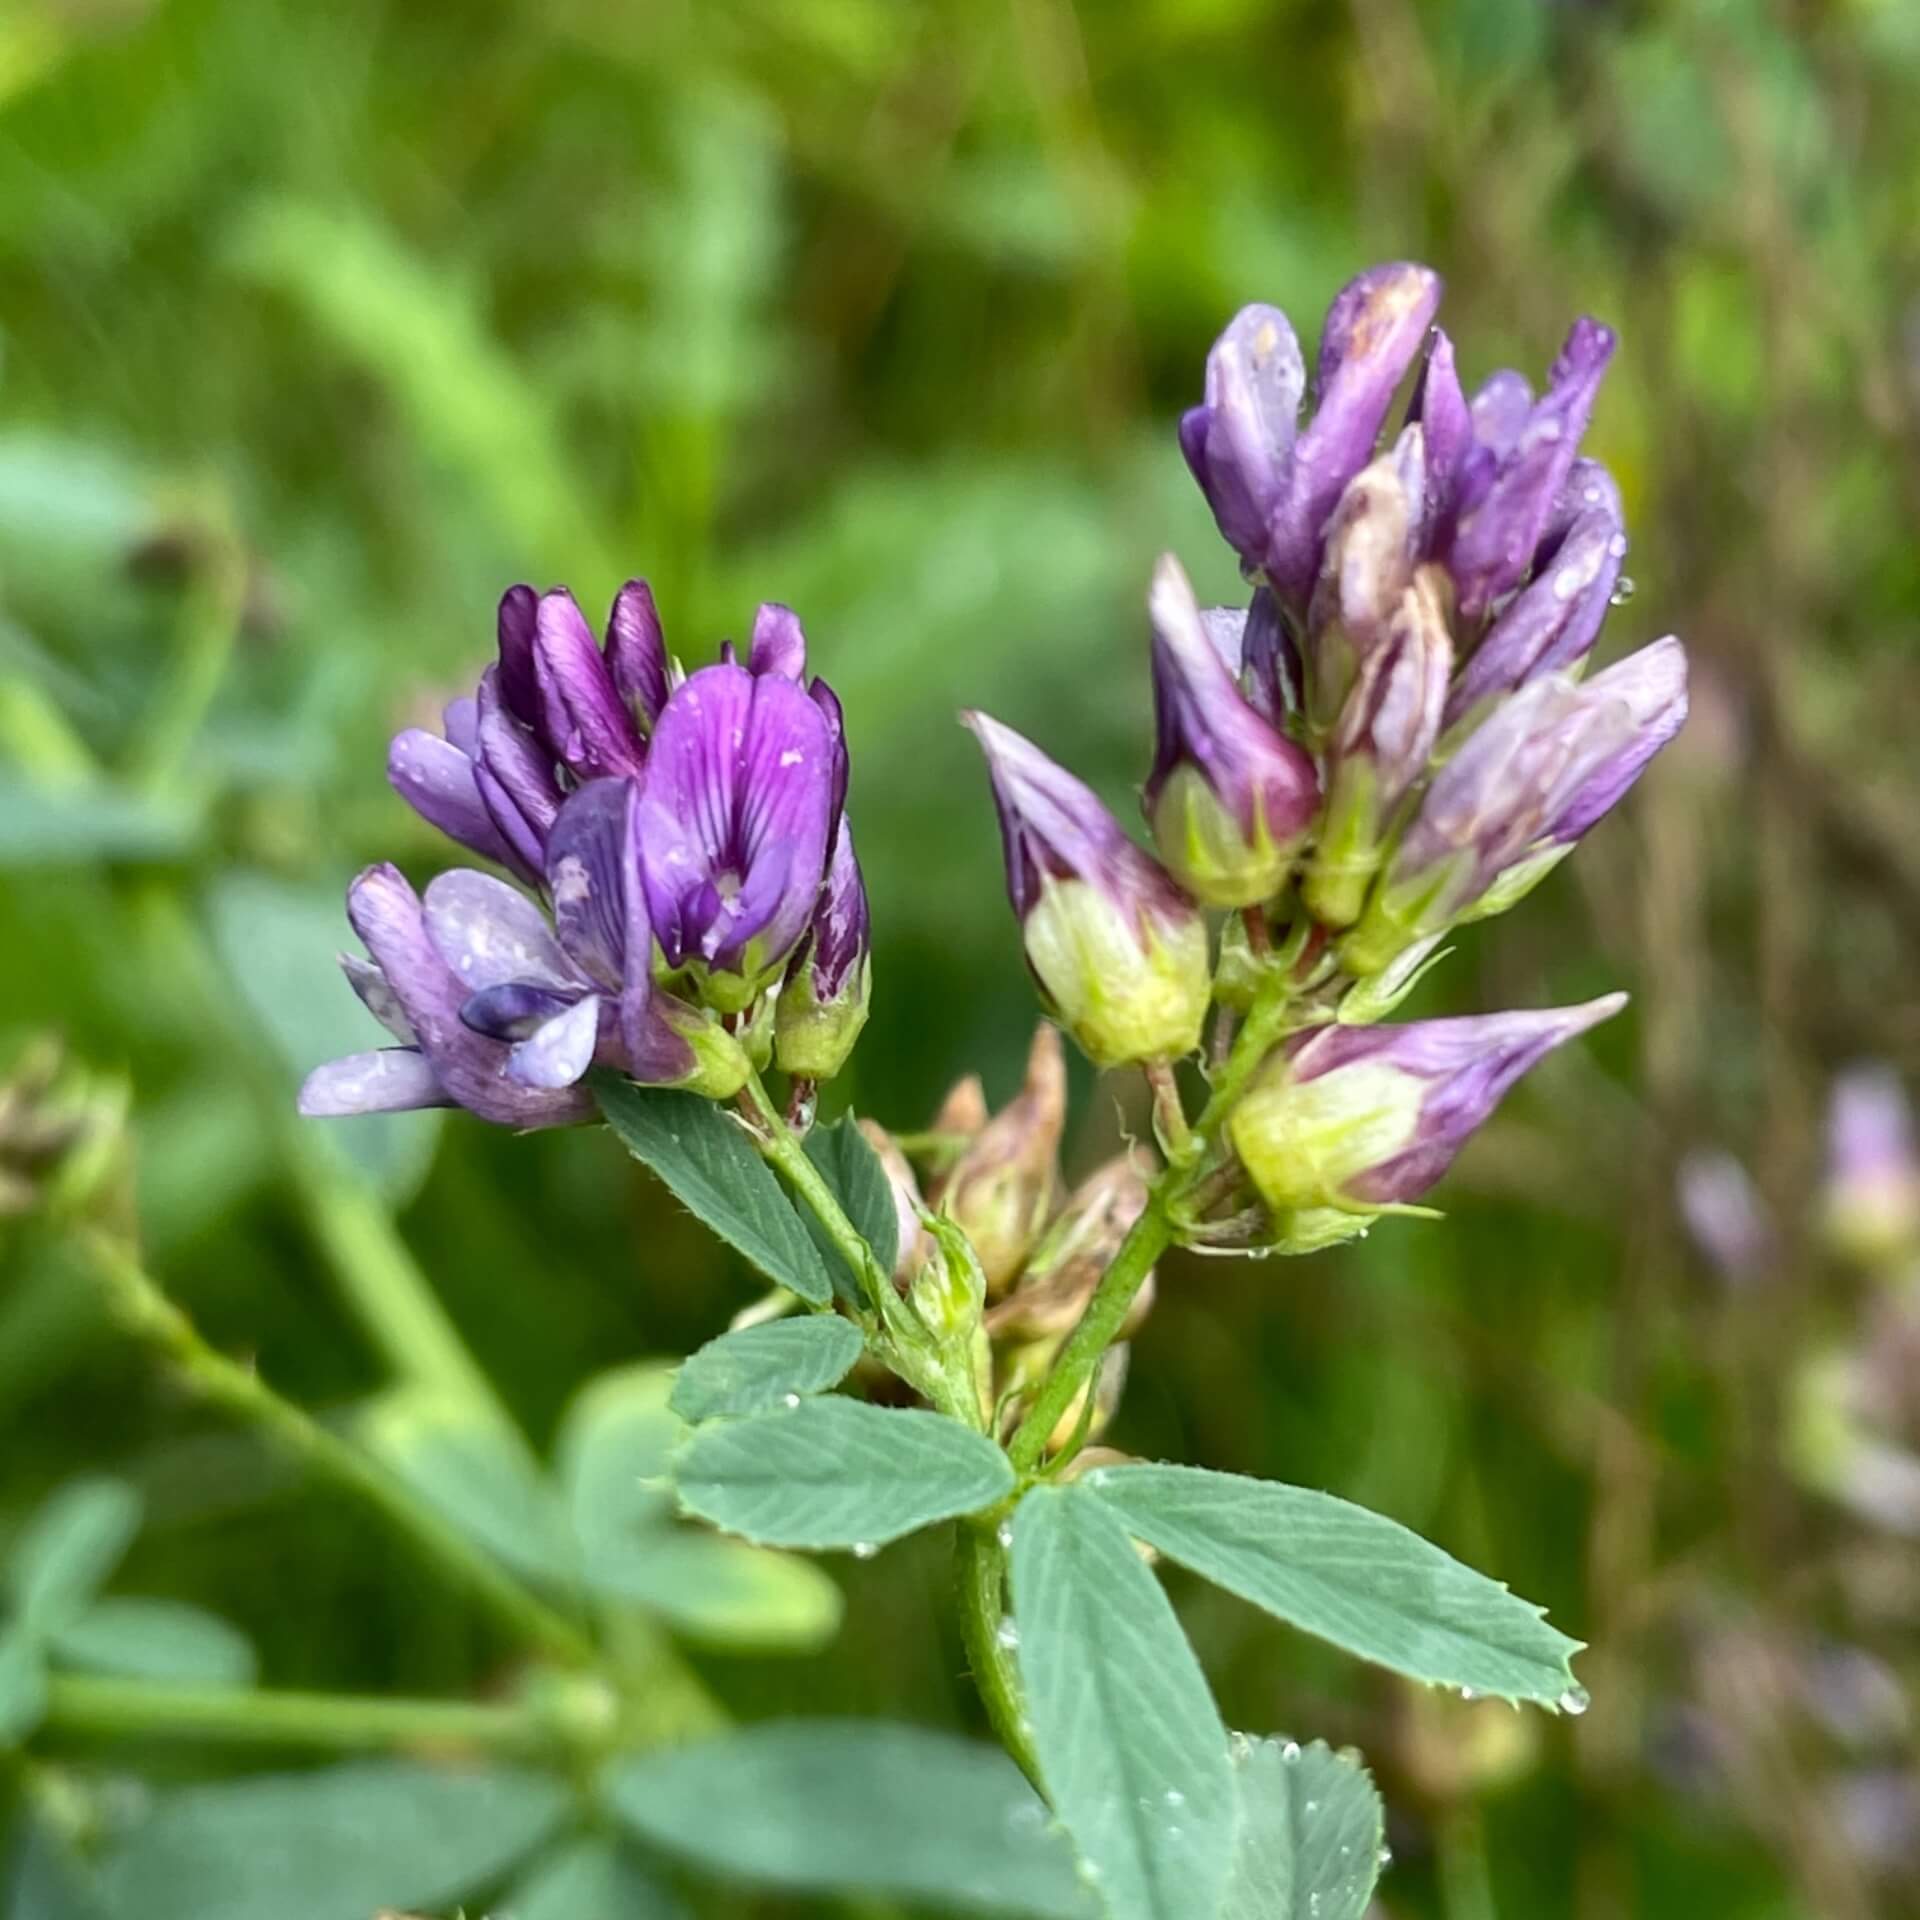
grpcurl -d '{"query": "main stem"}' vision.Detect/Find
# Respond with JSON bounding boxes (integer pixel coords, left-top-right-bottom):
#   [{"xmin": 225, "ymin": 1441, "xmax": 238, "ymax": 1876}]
[{"xmin": 76, "ymin": 1231, "xmax": 597, "ymax": 1669}]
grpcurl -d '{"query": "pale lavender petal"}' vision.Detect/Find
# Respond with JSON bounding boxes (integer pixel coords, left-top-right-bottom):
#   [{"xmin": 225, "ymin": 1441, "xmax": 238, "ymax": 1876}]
[
  {"xmin": 545, "ymin": 777, "xmax": 638, "ymax": 990},
  {"xmin": 1678, "ymin": 1149, "xmax": 1773, "ymax": 1283},
  {"xmin": 422, "ymin": 869, "xmax": 574, "ymax": 994},
  {"xmin": 1181, "ymin": 303, "xmax": 1307, "ymax": 563},
  {"xmin": 341, "ymin": 954, "xmax": 415, "ymax": 1043},
  {"xmin": 387, "ymin": 729, "xmax": 515, "ymax": 869},
  {"xmin": 748, "ymin": 602, "xmax": 808, "ymax": 680},
  {"xmin": 1268, "ymin": 264, "xmax": 1442, "ymax": 600},
  {"xmin": 532, "ymin": 588, "xmax": 646, "ymax": 782},
  {"xmin": 1546, "ymin": 637, "xmax": 1688, "ymax": 842},
  {"xmin": 442, "ymin": 695, "xmax": 481, "ymax": 759},
  {"xmin": 507, "ymin": 994, "xmax": 603, "ymax": 1089},
  {"xmin": 342, "ymin": 864, "xmax": 589, "ymax": 1128},
  {"xmin": 605, "ymin": 580, "xmax": 670, "ymax": 732},
  {"xmin": 1468, "ymin": 370, "xmax": 1534, "ymax": 453},
  {"xmin": 298, "ymin": 1048, "xmax": 450, "ymax": 1117}
]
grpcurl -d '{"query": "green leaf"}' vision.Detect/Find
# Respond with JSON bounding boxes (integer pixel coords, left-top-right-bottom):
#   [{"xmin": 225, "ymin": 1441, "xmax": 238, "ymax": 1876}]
[
  {"xmin": 5, "ymin": 1478, "xmax": 141, "ymax": 1632},
  {"xmin": 1010, "ymin": 1483, "xmax": 1238, "ymax": 1920},
  {"xmin": 506, "ymin": 1836, "xmax": 689, "ymax": 1920},
  {"xmin": 52, "ymin": 1599, "xmax": 257, "ymax": 1689},
  {"xmin": 669, "ymin": 1316, "xmax": 865, "ymax": 1423},
  {"xmin": 358, "ymin": 1390, "xmax": 574, "ymax": 1589},
  {"xmin": 802, "ymin": 1115, "xmax": 900, "ymax": 1278},
  {"xmin": 0, "ymin": 1628, "xmax": 48, "ymax": 1743},
  {"xmin": 1222, "ymin": 1737, "xmax": 1383, "ymax": 1920},
  {"xmin": 597, "ymin": 1080, "xmax": 835, "ymax": 1305},
  {"xmin": 675, "ymin": 1398, "xmax": 1013, "ymax": 1551},
  {"xmin": 606, "ymin": 1720, "xmax": 1094, "ymax": 1918},
  {"xmin": 93, "ymin": 1761, "xmax": 570, "ymax": 1920},
  {"xmin": 1084, "ymin": 1463, "xmax": 1582, "ymax": 1707},
  {"xmin": 0, "ymin": 781, "xmax": 196, "ymax": 868},
  {"xmin": 559, "ymin": 1364, "xmax": 842, "ymax": 1651}
]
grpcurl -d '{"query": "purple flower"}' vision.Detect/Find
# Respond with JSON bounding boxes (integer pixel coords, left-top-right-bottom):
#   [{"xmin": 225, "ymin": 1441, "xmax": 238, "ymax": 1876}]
[
  {"xmin": 635, "ymin": 661, "xmax": 839, "ymax": 1010},
  {"xmin": 1182, "ymin": 265, "xmax": 1441, "ymax": 597},
  {"xmin": 1144, "ymin": 554, "xmax": 1320, "ymax": 907},
  {"xmin": 530, "ymin": 588, "xmax": 649, "ymax": 784},
  {"xmin": 1444, "ymin": 462, "xmax": 1626, "ymax": 728},
  {"xmin": 301, "ymin": 783, "xmax": 752, "ymax": 1125},
  {"xmin": 1197, "ymin": 586, "xmax": 1302, "ymax": 732},
  {"xmin": 964, "ymin": 710, "xmax": 1209, "ymax": 1066},
  {"xmin": 774, "ymin": 818, "xmax": 873, "ymax": 1081},
  {"xmin": 1229, "ymin": 995, "xmax": 1627, "ymax": 1219},
  {"xmin": 1436, "ymin": 318, "xmax": 1618, "ymax": 623},
  {"xmin": 387, "ymin": 694, "xmax": 537, "ymax": 886},
  {"xmin": 1677, "ymin": 1149, "xmax": 1773, "ymax": 1285},
  {"xmin": 1822, "ymin": 1065, "xmax": 1920, "ymax": 1267},
  {"xmin": 1342, "ymin": 637, "xmax": 1687, "ymax": 972}
]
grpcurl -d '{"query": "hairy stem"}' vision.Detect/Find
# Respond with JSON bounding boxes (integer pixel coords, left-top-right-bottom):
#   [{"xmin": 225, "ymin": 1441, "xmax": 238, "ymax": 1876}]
[
  {"xmin": 40, "ymin": 1674, "xmax": 575, "ymax": 1759},
  {"xmin": 74, "ymin": 1231, "xmax": 597, "ymax": 1669},
  {"xmin": 954, "ymin": 1522, "xmax": 1042, "ymax": 1789}
]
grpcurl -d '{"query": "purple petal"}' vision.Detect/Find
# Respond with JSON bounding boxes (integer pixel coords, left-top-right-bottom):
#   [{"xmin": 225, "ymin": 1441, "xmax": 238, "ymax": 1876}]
[
  {"xmin": 341, "ymin": 865, "xmax": 589, "ymax": 1128},
  {"xmin": 474, "ymin": 664, "xmax": 563, "ymax": 867},
  {"xmin": 1146, "ymin": 553, "xmax": 1319, "ymax": 844},
  {"xmin": 808, "ymin": 676, "xmax": 850, "ymax": 849},
  {"xmin": 637, "ymin": 663, "xmax": 836, "ymax": 978},
  {"xmin": 386, "ymin": 729, "xmax": 515, "ymax": 870},
  {"xmin": 298, "ymin": 1048, "xmax": 451, "ymax": 1117},
  {"xmin": 1468, "ymin": 371, "xmax": 1535, "ymax": 454},
  {"xmin": 1545, "ymin": 636, "xmax": 1688, "ymax": 843},
  {"xmin": 422, "ymin": 869, "xmax": 575, "ymax": 994},
  {"xmin": 545, "ymin": 777, "xmax": 641, "ymax": 990},
  {"xmin": 1239, "ymin": 585, "xmax": 1302, "ymax": 728},
  {"xmin": 805, "ymin": 819, "xmax": 871, "ymax": 999},
  {"xmin": 495, "ymin": 584, "xmax": 541, "ymax": 725},
  {"xmin": 1331, "ymin": 574, "xmax": 1451, "ymax": 812},
  {"xmin": 460, "ymin": 981, "xmax": 583, "ymax": 1040},
  {"xmin": 1268, "ymin": 264, "xmax": 1442, "ymax": 601},
  {"xmin": 442, "ymin": 695, "xmax": 481, "ymax": 760},
  {"xmin": 605, "ymin": 580, "xmax": 671, "ymax": 733},
  {"xmin": 532, "ymin": 588, "xmax": 647, "ymax": 782},
  {"xmin": 1446, "ymin": 493, "xmax": 1626, "ymax": 725},
  {"xmin": 1448, "ymin": 318, "xmax": 1617, "ymax": 621},
  {"xmin": 1409, "ymin": 327, "xmax": 1471, "ymax": 535},
  {"xmin": 507, "ymin": 994, "xmax": 603, "ymax": 1089},
  {"xmin": 341, "ymin": 954, "xmax": 415, "ymax": 1043},
  {"xmin": 748, "ymin": 602, "xmax": 808, "ymax": 680},
  {"xmin": 1182, "ymin": 304, "xmax": 1307, "ymax": 563},
  {"xmin": 962, "ymin": 710, "xmax": 1192, "ymax": 931}
]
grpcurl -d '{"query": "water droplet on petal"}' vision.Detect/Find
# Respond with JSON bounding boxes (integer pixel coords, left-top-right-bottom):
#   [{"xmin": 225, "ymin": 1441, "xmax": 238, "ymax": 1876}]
[
  {"xmin": 1558, "ymin": 1683, "xmax": 1591, "ymax": 1716},
  {"xmin": 1608, "ymin": 575, "xmax": 1636, "ymax": 607},
  {"xmin": 1551, "ymin": 565, "xmax": 1582, "ymax": 602}
]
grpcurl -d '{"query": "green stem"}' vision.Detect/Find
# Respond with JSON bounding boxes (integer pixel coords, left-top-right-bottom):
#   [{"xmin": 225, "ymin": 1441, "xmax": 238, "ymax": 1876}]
[
  {"xmin": 1005, "ymin": 1196, "xmax": 1173, "ymax": 1473},
  {"xmin": 954, "ymin": 1522, "xmax": 1042, "ymax": 1789},
  {"xmin": 1193, "ymin": 971, "xmax": 1295, "ymax": 1136},
  {"xmin": 40, "ymin": 1674, "xmax": 567, "ymax": 1758},
  {"xmin": 75, "ymin": 1231, "xmax": 597, "ymax": 1669}
]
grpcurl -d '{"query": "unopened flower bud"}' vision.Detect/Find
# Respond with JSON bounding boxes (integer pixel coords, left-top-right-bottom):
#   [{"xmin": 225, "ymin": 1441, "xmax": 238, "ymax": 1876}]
[
  {"xmin": 1304, "ymin": 431, "xmax": 1424, "ymax": 738},
  {"xmin": 1304, "ymin": 568, "xmax": 1451, "ymax": 929},
  {"xmin": 1145, "ymin": 555, "xmax": 1320, "ymax": 907},
  {"xmin": 911, "ymin": 1215, "xmax": 994, "ymax": 1419},
  {"xmin": 986, "ymin": 1151, "xmax": 1155, "ymax": 1347},
  {"xmin": 1821, "ymin": 1066, "xmax": 1920, "ymax": 1270},
  {"xmin": 940, "ymin": 1024, "xmax": 1066, "ymax": 1295},
  {"xmin": 775, "ymin": 822, "xmax": 872, "ymax": 1081},
  {"xmin": 858, "ymin": 1119, "xmax": 935, "ymax": 1292},
  {"xmin": 1228, "ymin": 997, "xmax": 1626, "ymax": 1222},
  {"xmin": 1179, "ymin": 304, "xmax": 1307, "ymax": 571},
  {"xmin": 1342, "ymin": 640, "xmax": 1686, "ymax": 975},
  {"xmin": 964, "ymin": 712, "xmax": 1210, "ymax": 1067}
]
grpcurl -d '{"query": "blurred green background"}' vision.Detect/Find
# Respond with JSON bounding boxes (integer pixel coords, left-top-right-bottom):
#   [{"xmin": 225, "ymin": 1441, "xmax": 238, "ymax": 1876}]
[{"xmin": 4, "ymin": 0, "xmax": 1920, "ymax": 1913}]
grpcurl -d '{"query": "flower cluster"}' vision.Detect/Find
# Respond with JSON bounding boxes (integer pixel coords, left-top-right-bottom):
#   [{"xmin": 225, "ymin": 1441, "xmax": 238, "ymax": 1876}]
[
  {"xmin": 966, "ymin": 261, "xmax": 1687, "ymax": 1242},
  {"xmin": 301, "ymin": 585, "xmax": 869, "ymax": 1127}
]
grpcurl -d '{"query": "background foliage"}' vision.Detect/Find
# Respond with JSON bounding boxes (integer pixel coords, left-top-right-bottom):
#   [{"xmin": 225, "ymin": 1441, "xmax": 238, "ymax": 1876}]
[{"xmin": 3, "ymin": 0, "xmax": 1919, "ymax": 1913}]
